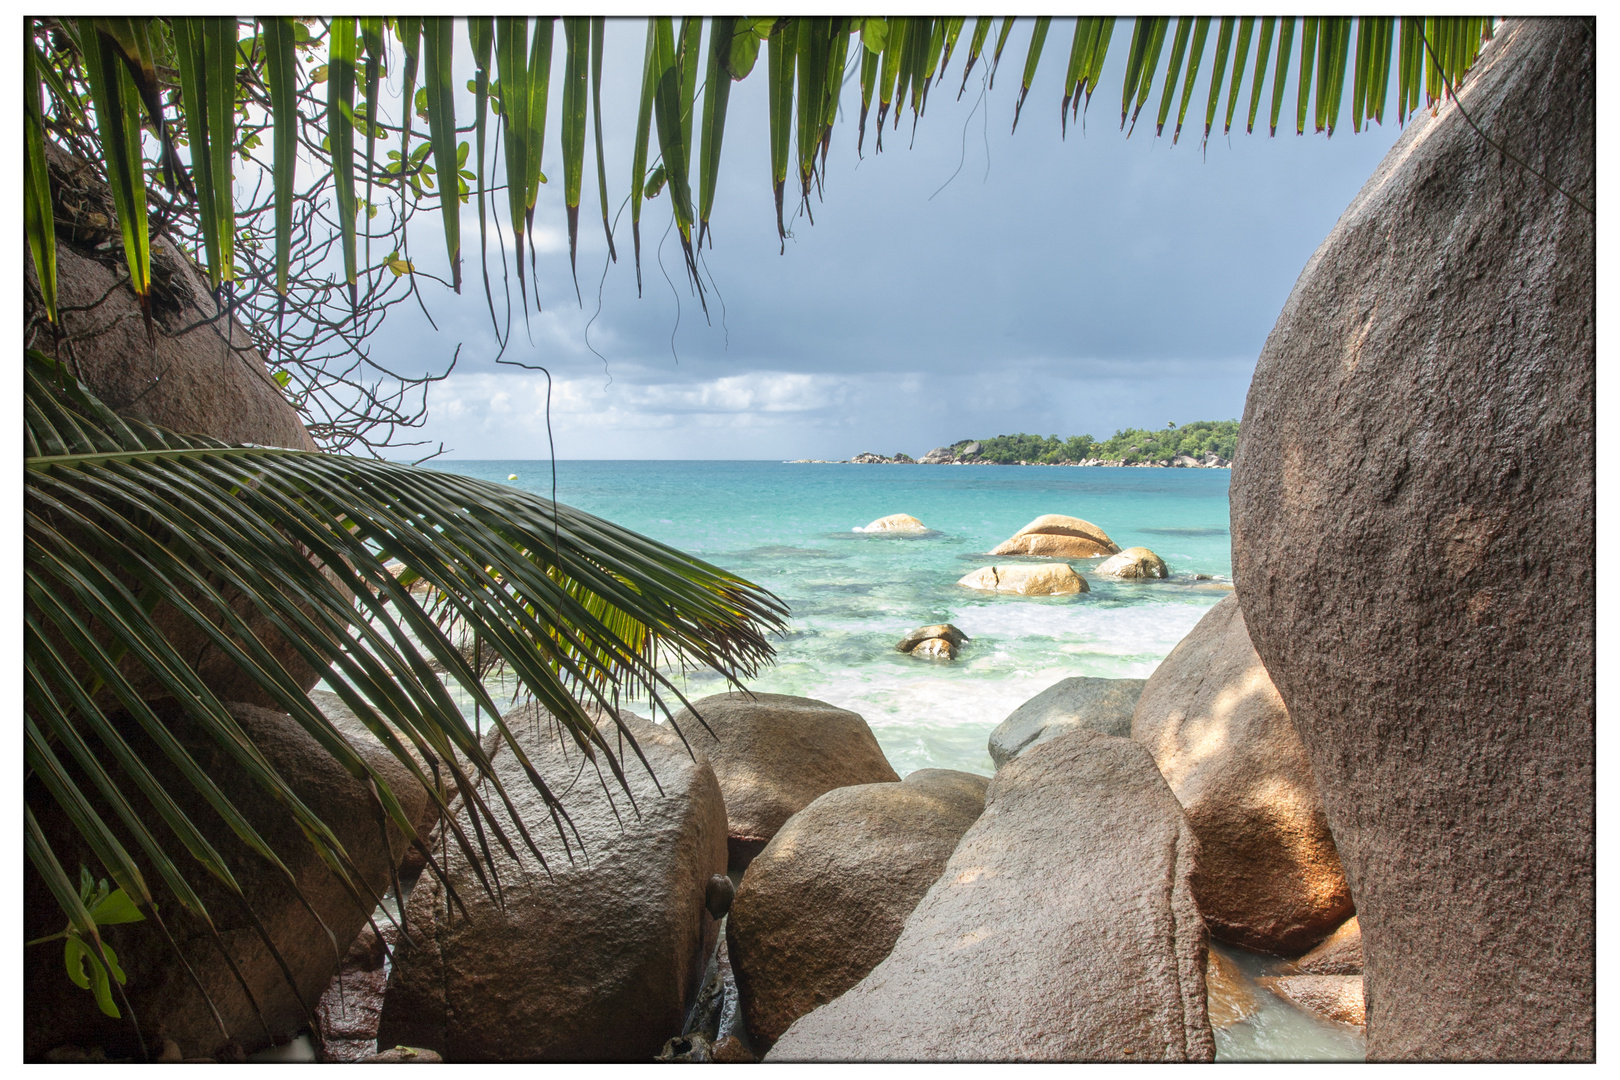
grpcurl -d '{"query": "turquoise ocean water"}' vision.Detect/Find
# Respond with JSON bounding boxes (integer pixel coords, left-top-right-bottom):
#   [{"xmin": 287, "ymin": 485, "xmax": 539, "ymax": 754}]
[{"xmin": 430, "ymin": 460, "xmax": 1234, "ymax": 776}]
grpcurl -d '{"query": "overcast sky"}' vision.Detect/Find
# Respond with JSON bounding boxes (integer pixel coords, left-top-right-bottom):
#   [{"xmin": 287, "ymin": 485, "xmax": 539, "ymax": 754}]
[{"xmin": 367, "ymin": 17, "xmax": 1406, "ymax": 461}]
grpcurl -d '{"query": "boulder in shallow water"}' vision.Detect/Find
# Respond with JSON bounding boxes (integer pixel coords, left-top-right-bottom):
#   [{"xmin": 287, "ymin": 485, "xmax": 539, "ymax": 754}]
[
  {"xmin": 857, "ymin": 513, "xmax": 927, "ymax": 532},
  {"xmin": 956, "ymin": 563, "xmax": 1087, "ymax": 596},
  {"xmin": 908, "ymin": 637, "xmax": 955, "ymax": 660},
  {"xmin": 1293, "ymin": 916, "xmax": 1362, "ymax": 976},
  {"xmin": 1227, "ymin": 18, "xmax": 1593, "ymax": 1061},
  {"xmin": 988, "ymin": 676, "xmax": 1147, "ymax": 767},
  {"xmin": 990, "ymin": 514, "xmax": 1120, "ymax": 558},
  {"xmin": 766, "ymin": 730, "xmax": 1212, "ymax": 1062},
  {"xmin": 671, "ymin": 692, "xmax": 899, "ymax": 869},
  {"xmin": 1258, "ymin": 976, "xmax": 1366, "ymax": 1028},
  {"xmin": 1096, "ymin": 546, "xmax": 1170, "ymax": 579},
  {"xmin": 375, "ymin": 707, "xmax": 727, "ymax": 1061},
  {"xmin": 728, "ymin": 769, "xmax": 989, "ymax": 1050},
  {"xmin": 895, "ymin": 624, "xmax": 970, "ymax": 652},
  {"xmin": 1133, "ymin": 595, "xmax": 1352, "ymax": 954},
  {"xmin": 1205, "ymin": 947, "xmax": 1259, "ymax": 1030}
]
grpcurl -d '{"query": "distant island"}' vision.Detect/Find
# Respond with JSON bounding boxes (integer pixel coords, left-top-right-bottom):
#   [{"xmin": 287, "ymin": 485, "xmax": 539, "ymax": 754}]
[{"xmin": 792, "ymin": 421, "xmax": 1239, "ymax": 468}]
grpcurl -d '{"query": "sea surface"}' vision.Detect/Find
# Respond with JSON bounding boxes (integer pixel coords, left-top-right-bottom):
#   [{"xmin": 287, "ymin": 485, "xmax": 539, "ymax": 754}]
[
  {"xmin": 421, "ymin": 459, "xmax": 1363, "ymax": 1062},
  {"xmin": 430, "ymin": 459, "xmax": 1235, "ymax": 776}
]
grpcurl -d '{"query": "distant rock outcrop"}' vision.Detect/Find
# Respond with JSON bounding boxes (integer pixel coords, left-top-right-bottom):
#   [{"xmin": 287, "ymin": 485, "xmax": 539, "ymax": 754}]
[{"xmin": 855, "ymin": 513, "xmax": 928, "ymax": 533}]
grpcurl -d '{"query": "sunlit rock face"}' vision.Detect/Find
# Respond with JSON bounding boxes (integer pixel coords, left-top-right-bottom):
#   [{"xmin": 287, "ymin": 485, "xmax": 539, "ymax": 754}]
[
  {"xmin": 989, "ymin": 514, "xmax": 1120, "ymax": 558},
  {"xmin": 1229, "ymin": 17, "xmax": 1593, "ymax": 1062},
  {"xmin": 1133, "ymin": 595, "xmax": 1352, "ymax": 955}
]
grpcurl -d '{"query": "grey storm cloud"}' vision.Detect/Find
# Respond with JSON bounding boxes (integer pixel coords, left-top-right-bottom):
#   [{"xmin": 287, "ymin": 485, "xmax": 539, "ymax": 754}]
[{"xmin": 367, "ymin": 18, "xmax": 1404, "ymax": 459}]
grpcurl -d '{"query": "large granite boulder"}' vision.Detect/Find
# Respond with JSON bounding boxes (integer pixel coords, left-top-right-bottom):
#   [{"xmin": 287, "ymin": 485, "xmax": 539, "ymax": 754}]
[
  {"xmin": 1228, "ymin": 18, "xmax": 1594, "ymax": 1061},
  {"xmin": 24, "ymin": 699, "xmax": 430, "ymax": 1061},
  {"xmin": 728, "ymin": 769, "xmax": 989, "ymax": 1049},
  {"xmin": 376, "ymin": 706, "xmax": 727, "ymax": 1061},
  {"xmin": 766, "ymin": 730, "xmax": 1212, "ymax": 1062},
  {"xmin": 856, "ymin": 513, "xmax": 928, "ymax": 533},
  {"xmin": 26, "ymin": 146, "xmax": 329, "ymax": 711},
  {"xmin": 1133, "ymin": 595, "xmax": 1352, "ymax": 954},
  {"xmin": 988, "ymin": 676, "xmax": 1147, "ymax": 767},
  {"xmin": 671, "ymin": 693, "xmax": 899, "ymax": 869},
  {"xmin": 989, "ymin": 514, "xmax": 1120, "ymax": 558},
  {"xmin": 956, "ymin": 563, "xmax": 1087, "ymax": 596},
  {"xmin": 1257, "ymin": 976, "xmax": 1366, "ymax": 1029}
]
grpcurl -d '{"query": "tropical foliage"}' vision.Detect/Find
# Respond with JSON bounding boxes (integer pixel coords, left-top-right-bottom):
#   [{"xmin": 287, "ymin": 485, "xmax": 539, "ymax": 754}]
[
  {"xmin": 967, "ymin": 420, "xmax": 1241, "ymax": 465},
  {"xmin": 21, "ymin": 13, "xmax": 1495, "ymax": 1041}
]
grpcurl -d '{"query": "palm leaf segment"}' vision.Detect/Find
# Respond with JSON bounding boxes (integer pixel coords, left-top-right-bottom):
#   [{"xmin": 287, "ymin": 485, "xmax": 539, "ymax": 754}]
[
  {"xmin": 24, "ymin": 16, "xmax": 1495, "ymax": 327},
  {"xmin": 24, "ymin": 348, "xmax": 786, "ymax": 1016}
]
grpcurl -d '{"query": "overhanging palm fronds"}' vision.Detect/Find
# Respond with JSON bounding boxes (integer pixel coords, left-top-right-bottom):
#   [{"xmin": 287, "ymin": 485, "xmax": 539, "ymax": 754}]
[
  {"xmin": 24, "ymin": 348, "xmax": 787, "ymax": 1013},
  {"xmin": 25, "ymin": 16, "xmax": 1499, "ymax": 335}
]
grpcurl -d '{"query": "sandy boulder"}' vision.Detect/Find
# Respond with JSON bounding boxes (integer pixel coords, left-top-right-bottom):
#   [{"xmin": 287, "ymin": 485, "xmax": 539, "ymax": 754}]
[
  {"xmin": 857, "ymin": 513, "xmax": 927, "ymax": 533},
  {"xmin": 728, "ymin": 770, "xmax": 989, "ymax": 1049},
  {"xmin": 1294, "ymin": 916, "xmax": 1362, "ymax": 976},
  {"xmin": 1133, "ymin": 595, "xmax": 1352, "ymax": 954},
  {"xmin": 988, "ymin": 676, "xmax": 1146, "ymax": 767},
  {"xmin": 1228, "ymin": 18, "xmax": 1593, "ymax": 1060},
  {"xmin": 956, "ymin": 563, "xmax": 1087, "ymax": 596},
  {"xmin": 766, "ymin": 730, "xmax": 1212, "ymax": 1062},
  {"xmin": 375, "ymin": 706, "xmax": 727, "ymax": 1061},
  {"xmin": 671, "ymin": 693, "xmax": 899, "ymax": 869},
  {"xmin": 990, "ymin": 514, "xmax": 1119, "ymax": 558},
  {"xmin": 1096, "ymin": 546, "xmax": 1170, "ymax": 579}
]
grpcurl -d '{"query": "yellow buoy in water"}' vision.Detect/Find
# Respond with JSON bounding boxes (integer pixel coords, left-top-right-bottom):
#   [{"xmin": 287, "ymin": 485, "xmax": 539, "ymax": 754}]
[{"xmin": 507, "ymin": 474, "xmax": 518, "ymax": 480}]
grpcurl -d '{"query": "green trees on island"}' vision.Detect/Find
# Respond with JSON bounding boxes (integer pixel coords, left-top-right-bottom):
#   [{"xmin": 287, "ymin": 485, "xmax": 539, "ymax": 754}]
[{"xmin": 965, "ymin": 421, "xmax": 1240, "ymax": 465}]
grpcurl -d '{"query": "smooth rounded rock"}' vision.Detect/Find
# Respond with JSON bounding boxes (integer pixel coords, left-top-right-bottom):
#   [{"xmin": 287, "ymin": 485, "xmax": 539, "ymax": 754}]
[
  {"xmin": 671, "ymin": 693, "xmax": 899, "ymax": 869},
  {"xmin": 766, "ymin": 731, "xmax": 1212, "ymax": 1062},
  {"xmin": 728, "ymin": 769, "xmax": 989, "ymax": 1050},
  {"xmin": 990, "ymin": 514, "xmax": 1119, "ymax": 558},
  {"xmin": 1205, "ymin": 948, "xmax": 1258, "ymax": 1031},
  {"xmin": 376, "ymin": 706, "xmax": 727, "ymax": 1062},
  {"xmin": 1096, "ymin": 546, "xmax": 1170, "ymax": 579},
  {"xmin": 856, "ymin": 513, "xmax": 927, "ymax": 533},
  {"xmin": 1258, "ymin": 976, "xmax": 1366, "ymax": 1028},
  {"xmin": 988, "ymin": 676, "xmax": 1147, "ymax": 767},
  {"xmin": 956, "ymin": 563, "xmax": 1087, "ymax": 596},
  {"xmin": 1133, "ymin": 595, "xmax": 1352, "ymax": 954},
  {"xmin": 1294, "ymin": 916, "xmax": 1362, "ymax": 976},
  {"xmin": 1228, "ymin": 18, "xmax": 1592, "ymax": 1060},
  {"xmin": 907, "ymin": 637, "xmax": 955, "ymax": 660}
]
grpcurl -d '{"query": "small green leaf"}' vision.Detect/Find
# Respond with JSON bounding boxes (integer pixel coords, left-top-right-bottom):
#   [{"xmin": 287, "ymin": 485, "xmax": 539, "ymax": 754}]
[
  {"xmin": 88, "ymin": 887, "xmax": 146, "ymax": 926},
  {"xmin": 644, "ymin": 163, "xmax": 666, "ymax": 198}
]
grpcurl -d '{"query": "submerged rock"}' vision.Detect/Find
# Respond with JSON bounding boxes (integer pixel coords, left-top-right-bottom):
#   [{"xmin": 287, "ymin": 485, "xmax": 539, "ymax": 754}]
[
  {"xmin": 897, "ymin": 623, "xmax": 969, "ymax": 661},
  {"xmin": 1258, "ymin": 976, "xmax": 1366, "ymax": 1028},
  {"xmin": 1133, "ymin": 595, "xmax": 1353, "ymax": 954},
  {"xmin": 908, "ymin": 637, "xmax": 955, "ymax": 660},
  {"xmin": 856, "ymin": 512, "xmax": 928, "ymax": 533},
  {"xmin": 728, "ymin": 770, "xmax": 989, "ymax": 1050},
  {"xmin": 1096, "ymin": 546, "xmax": 1170, "ymax": 579},
  {"xmin": 956, "ymin": 563, "xmax": 1087, "ymax": 596},
  {"xmin": 1205, "ymin": 948, "xmax": 1259, "ymax": 1030},
  {"xmin": 990, "ymin": 514, "xmax": 1120, "ymax": 559},
  {"xmin": 670, "ymin": 693, "xmax": 899, "ymax": 869},
  {"xmin": 1293, "ymin": 916, "xmax": 1362, "ymax": 976},
  {"xmin": 766, "ymin": 731, "xmax": 1212, "ymax": 1062},
  {"xmin": 1228, "ymin": 18, "xmax": 1593, "ymax": 1059},
  {"xmin": 376, "ymin": 707, "xmax": 726, "ymax": 1062},
  {"xmin": 988, "ymin": 676, "xmax": 1147, "ymax": 766}
]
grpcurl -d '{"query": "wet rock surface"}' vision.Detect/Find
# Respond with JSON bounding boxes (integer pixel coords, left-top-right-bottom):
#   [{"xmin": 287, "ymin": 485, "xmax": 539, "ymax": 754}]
[
  {"xmin": 990, "ymin": 514, "xmax": 1120, "ymax": 558},
  {"xmin": 1229, "ymin": 18, "xmax": 1593, "ymax": 1060},
  {"xmin": 1293, "ymin": 916, "xmax": 1362, "ymax": 976},
  {"xmin": 376, "ymin": 706, "xmax": 726, "ymax": 1062},
  {"xmin": 1133, "ymin": 595, "xmax": 1352, "ymax": 954},
  {"xmin": 728, "ymin": 769, "xmax": 989, "ymax": 1050},
  {"xmin": 670, "ymin": 693, "xmax": 899, "ymax": 870},
  {"xmin": 1257, "ymin": 976, "xmax": 1366, "ymax": 1028},
  {"xmin": 988, "ymin": 676, "xmax": 1146, "ymax": 767},
  {"xmin": 767, "ymin": 731, "xmax": 1211, "ymax": 1062}
]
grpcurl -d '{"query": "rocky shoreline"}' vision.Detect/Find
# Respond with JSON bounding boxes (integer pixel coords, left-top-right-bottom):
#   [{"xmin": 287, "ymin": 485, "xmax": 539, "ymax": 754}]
[{"xmin": 790, "ymin": 446, "xmax": 1231, "ymax": 468}]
